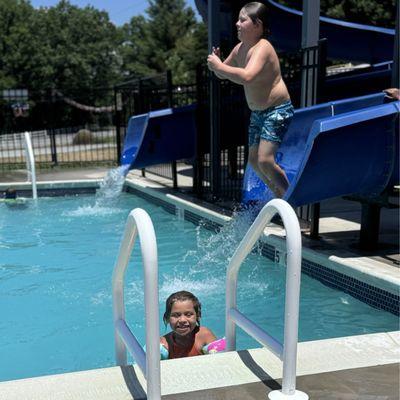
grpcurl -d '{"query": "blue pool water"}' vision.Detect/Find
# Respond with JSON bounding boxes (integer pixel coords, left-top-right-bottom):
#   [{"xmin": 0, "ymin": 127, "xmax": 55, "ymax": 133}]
[{"xmin": 0, "ymin": 190, "xmax": 398, "ymax": 382}]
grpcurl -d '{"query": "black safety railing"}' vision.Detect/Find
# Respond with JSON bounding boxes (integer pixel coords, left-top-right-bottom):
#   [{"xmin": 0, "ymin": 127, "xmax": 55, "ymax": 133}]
[
  {"xmin": 0, "ymin": 88, "xmax": 118, "ymax": 170},
  {"xmin": 114, "ymin": 71, "xmax": 198, "ymax": 187},
  {"xmin": 297, "ymin": 39, "xmax": 327, "ymax": 237}
]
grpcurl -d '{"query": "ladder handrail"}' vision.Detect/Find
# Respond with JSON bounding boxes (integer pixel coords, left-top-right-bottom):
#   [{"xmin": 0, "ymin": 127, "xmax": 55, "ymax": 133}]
[
  {"xmin": 23, "ymin": 131, "xmax": 37, "ymax": 199},
  {"xmin": 112, "ymin": 208, "xmax": 161, "ymax": 400},
  {"xmin": 226, "ymin": 199, "xmax": 308, "ymax": 399}
]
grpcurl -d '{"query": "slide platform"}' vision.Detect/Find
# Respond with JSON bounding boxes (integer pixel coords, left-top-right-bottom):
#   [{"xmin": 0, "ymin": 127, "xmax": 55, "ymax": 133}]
[
  {"xmin": 120, "ymin": 105, "xmax": 196, "ymax": 171},
  {"xmin": 243, "ymin": 93, "xmax": 400, "ymax": 207}
]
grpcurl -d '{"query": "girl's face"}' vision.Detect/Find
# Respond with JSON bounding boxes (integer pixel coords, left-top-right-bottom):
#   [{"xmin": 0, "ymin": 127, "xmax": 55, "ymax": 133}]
[
  {"xmin": 236, "ymin": 10, "xmax": 262, "ymax": 42},
  {"xmin": 168, "ymin": 300, "xmax": 198, "ymax": 337}
]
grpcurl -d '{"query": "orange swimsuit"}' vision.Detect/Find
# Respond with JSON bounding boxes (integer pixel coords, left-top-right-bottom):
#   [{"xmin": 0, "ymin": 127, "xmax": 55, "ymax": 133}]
[{"xmin": 165, "ymin": 333, "xmax": 202, "ymax": 359}]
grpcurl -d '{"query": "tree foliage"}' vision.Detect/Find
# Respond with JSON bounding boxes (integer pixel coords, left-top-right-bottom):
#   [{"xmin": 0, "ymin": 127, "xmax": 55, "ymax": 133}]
[
  {"xmin": 0, "ymin": 0, "xmax": 394, "ymax": 92},
  {"xmin": 33, "ymin": 1, "xmax": 120, "ymax": 92},
  {"xmin": 0, "ymin": 0, "xmax": 120, "ymax": 92},
  {"xmin": 0, "ymin": 0, "xmax": 207, "ymax": 90},
  {"xmin": 0, "ymin": 0, "xmax": 37, "ymax": 89},
  {"xmin": 321, "ymin": 0, "xmax": 396, "ymax": 28},
  {"xmin": 278, "ymin": 0, "xmax": 396, "ymax": 28},
  {"xmin": 120, "ymin": 0, "xmax": 207, "ymax": 84}
]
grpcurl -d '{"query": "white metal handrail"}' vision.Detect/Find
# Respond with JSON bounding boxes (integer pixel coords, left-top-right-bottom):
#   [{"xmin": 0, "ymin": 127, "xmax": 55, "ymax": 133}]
[
  {"xmin": 112, "ymin": 208, "xmax": 161, "ymax": 400},
  {"xmin": 225, "ymin": 199, "xmax": 308, "ymax": 400},
  {"xmin": 23, "ymin": 131, "xmax": 37, "ymax": 199}
]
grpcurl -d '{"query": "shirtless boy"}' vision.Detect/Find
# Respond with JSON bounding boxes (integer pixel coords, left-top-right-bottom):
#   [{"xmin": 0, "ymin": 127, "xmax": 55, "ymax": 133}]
[{"xmin": 207, "ymin": 2, "xmax": 294, "ymax": 198}]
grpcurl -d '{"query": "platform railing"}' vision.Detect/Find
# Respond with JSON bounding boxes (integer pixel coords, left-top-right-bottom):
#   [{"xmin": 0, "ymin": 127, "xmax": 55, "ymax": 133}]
[
  {"xmin": 112, "ymin": 208, "xmax": 161, "ymax": 400},
  {"xmin": 23, "ymin": 131, "xmax": 37, "ymax": 199},
  {"xmin": 225, "ymin": 199, "xmax": 308, "ymax": 400}
]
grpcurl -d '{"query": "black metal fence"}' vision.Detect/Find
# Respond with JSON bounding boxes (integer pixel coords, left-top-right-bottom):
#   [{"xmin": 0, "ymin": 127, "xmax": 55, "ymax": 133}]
[
  {"xmin": 114, "ymin": 71, "xmax": 197, "ymax": 185},
  {"xmin": 193, "ymin": 43, "xmax": 318, "ymax": 204},
  {"xmin": 2, "ymin": 38, "xmax": 388, "ymax": 215},
  {"xmin": 194, "ymin": 65, "xmax": 249, "ymax": 203},
  {"xmin": 0, "ymin": 88, "xmax": 118, "ymax": 170}
]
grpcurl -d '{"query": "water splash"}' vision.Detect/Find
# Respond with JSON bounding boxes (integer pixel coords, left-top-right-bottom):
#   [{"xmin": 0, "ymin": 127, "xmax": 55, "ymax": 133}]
[
  {"xmin": 66, "ymin": 204, "xmax": 121, "ymax": 217},
  {"xmin": 65, "ymin": 166, "xmax": 129, "ymax": 217},
  {"xmin": 183, "ymin": 206, "xmax": 262, "ymax": 279},
  {"xmin": 95, "ymin": 166, "xmax": 128, "ymax": 207}
]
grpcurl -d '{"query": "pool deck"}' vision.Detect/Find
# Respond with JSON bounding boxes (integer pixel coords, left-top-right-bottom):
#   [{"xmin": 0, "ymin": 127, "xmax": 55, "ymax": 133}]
[{"xmin": 0, "ymin": 166, "xmax": 399, "ymax": 399}]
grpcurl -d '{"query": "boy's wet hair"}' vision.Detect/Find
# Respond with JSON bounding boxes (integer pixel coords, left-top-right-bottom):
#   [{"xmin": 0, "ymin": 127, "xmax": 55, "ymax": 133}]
[
  {"xmin": 242, "ymin": 2, "xmax": 270, "ymax": 38},
  {"xmin": 163, "ymin": 291, "xmax": 202, "ymax": 326},
  {"xmin": 5, "ymin": 188, "xmax": 17, "ymax": 199}
]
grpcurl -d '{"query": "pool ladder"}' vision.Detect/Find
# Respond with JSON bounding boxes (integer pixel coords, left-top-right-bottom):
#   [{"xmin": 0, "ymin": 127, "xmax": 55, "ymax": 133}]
[
  {"xmin": 23, "ymin": 131, "xmax": 37, "ymax": 199},
  {"xmin": 112, "ymin": 208, "xmax": 161, "ymax": 399},
  {"xmin": 112, "ymin": 199, "xmax": 308, "ymax": 400},
  {"xmin": 226, "ymin": 199, "xmax": 308, "ymax": 399}
]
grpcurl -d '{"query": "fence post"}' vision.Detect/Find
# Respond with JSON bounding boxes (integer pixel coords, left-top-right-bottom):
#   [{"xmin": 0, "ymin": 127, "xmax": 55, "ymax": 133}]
[
  {"xmin": 114, "ymin": 89, "xmax": 123, "ymax": 164},
  {"xmin": 172, "ymin": 161, "xmax": 178, "ymax": 189},
  {"xmin": 193, "ymin": 64, "xmax": 207, "ymax": 197},
  {"xmin": 208, "ymin": 0, "xmax": 221, "ymax": 200},
  {"xmin": 47, "ymin": 90, "xmax": 58, "ymax": 166},
  {"xmin": 166, "ymin": 70, "xmax": 173, "ymax": 108},
  {"xmin": 49, "ymin": 130, "xmax": 58, "ymax": 165},
  {"xmin": 298, "ymin": 39, "xmax": 327, "ymax": 238}
]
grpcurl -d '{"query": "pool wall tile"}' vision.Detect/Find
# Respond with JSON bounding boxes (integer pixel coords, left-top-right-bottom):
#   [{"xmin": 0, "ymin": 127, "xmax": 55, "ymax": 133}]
[{"xmin": 259, "ymin": 241, "xmax": 400, "ymax": 316}]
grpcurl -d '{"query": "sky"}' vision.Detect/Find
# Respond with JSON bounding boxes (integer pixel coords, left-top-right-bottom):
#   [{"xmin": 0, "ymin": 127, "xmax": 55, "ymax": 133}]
[{"xmin": 30, "ymin": 0, "xmax": 200, "ymax": 26}]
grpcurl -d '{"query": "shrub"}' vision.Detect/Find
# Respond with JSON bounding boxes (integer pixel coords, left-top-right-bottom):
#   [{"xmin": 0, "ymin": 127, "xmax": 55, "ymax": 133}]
[{"xmin": 72, "ymin": 129, "xmax": 96, "ymax": 145}]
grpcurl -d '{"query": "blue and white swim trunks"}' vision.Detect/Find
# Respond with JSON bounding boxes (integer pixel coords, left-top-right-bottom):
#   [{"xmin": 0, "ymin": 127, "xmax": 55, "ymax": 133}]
[{"xmin": 248, "ymin": 100, "xmax": 294, "ymax": 146}]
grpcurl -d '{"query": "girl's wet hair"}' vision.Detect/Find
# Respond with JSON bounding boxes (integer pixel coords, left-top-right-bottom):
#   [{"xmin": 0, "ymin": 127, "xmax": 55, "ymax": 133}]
[
  {"xmin": 242, "ymin": 2, "xmax": 270, "ymax": 38},
  {"xmin": 163, "ymin": 291, "xmax": 202, "ymax": 326}
]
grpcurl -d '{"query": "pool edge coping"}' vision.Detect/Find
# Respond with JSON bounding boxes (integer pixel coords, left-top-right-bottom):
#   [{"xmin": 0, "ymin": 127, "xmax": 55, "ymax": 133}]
[{"xmin": 0, "ymin": 331, "xmax": 398, "ymax": 399}]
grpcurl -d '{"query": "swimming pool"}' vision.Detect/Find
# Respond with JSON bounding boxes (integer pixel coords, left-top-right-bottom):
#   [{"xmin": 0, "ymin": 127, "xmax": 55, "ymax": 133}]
[{"xmin": 0, "ymin": 192, "xmax": 398, "ymax": 382}]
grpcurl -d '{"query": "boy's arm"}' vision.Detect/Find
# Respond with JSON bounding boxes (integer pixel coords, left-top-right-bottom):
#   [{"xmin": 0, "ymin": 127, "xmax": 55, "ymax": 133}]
[
  {"xmin": 209, "ymin": 46, "xmax": 238, "ymax": 80},
  {"xmin": 208, "ymin": 41, "xmax": 270, "ymax": 85}
]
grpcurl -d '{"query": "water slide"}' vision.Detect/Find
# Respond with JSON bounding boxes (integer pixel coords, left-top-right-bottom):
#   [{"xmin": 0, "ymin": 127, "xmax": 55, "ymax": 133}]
[
  {"xmin": 243, "ymin": 93, "xmax": 400, "ymax": 207},
  {"xmin": 266, "ymin": 0, "xmax": 395, "ymax": 97},
  {"xmin": 196, "ymin": 0, "xmax": 395, "ymax": 64},
  {"xmin": 238, "ymin": 1, "xmax": 398, "ymax": 205},
  {"xmin": 121, "ymin": 1, "xmax": 398, "ymax": 207},
  {"xmin": 120, "ymin": 105, "xmax": 196, "ymax": 171}
]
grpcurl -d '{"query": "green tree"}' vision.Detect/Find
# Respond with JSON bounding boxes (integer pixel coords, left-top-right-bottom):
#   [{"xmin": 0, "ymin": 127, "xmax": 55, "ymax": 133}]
[
  {"xmin": 278, "ymin": 0, "xmax": 396, "ymax": 28},
  {"xmin": 118, "ymin": 15, "xmax": 156, "ymax": 79},
  {"xmin": 0, "ymin": 0, "xmax": 121, "ymax": 92},
  {"xmin": 33, "ymin": 1, "xmax": 120, "ymax": 92},
  {"xmin": 120, "ymin": 0, "xmax": 207, "ymax": 84},
  {"xmin": 0, "ymin": 0, "xmax": 37, "ymax": 90},
  {"xmin": 166, "ymin": 22, "xmax": 208, "ymax": 83}
]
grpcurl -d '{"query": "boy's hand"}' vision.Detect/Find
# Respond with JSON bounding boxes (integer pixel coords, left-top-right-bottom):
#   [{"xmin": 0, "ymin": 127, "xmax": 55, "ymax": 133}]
[
  {"xmin": 383, "ymin": 88, "xmax": 400, "ymax": 100},
  {"xmin": 212, "ymin": 47, "xmax": 221, "ymax": 57},
  {"xmin": 207, "ymin": 52, "xmax": 222, "ymax": 71}
]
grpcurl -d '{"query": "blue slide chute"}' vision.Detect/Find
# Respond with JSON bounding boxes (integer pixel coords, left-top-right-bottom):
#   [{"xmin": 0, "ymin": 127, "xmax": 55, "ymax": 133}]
[
  {"xmin": 243, "ymin": 94, "xmax": 400, "ymax": 207},
  {"xmin": 121, "ymin": 105, "xmax": 196, "ymax": 171}
]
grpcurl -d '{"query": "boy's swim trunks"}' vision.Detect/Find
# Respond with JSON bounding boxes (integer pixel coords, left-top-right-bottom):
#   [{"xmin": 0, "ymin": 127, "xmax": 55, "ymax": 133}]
[{"xmin": 248, "ymin": 100, "xmax": 294, "ymax": 146}]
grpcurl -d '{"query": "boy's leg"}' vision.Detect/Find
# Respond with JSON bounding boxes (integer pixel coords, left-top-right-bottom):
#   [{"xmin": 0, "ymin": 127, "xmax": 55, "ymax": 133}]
[
  {"xmin": 248, "ymin": 144, "xmax": 273, "ymax": 188},
  {"xmin": 257, "ymin": 139, "xmax": 289, "ymax": 198}
]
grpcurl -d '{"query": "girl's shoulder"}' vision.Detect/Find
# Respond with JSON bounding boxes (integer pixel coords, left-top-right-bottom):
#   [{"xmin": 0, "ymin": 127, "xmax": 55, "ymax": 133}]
[
  {"xmin": 197, "ymin": 326, "xmax": 217, "ymax": 341},
  {"xmin": 160, "ymin": 333, "xmax": 170, "ymax": 349}
]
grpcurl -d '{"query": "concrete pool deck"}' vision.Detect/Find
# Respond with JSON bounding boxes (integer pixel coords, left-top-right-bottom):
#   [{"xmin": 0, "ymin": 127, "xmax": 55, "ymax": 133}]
[
  {"xmin": 0, "ymin": 332, "xmax": 399, "ymax": 399},
  {"xmin": 0, "ymin": 166, "xmax": 399, "ymax": 399}
]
